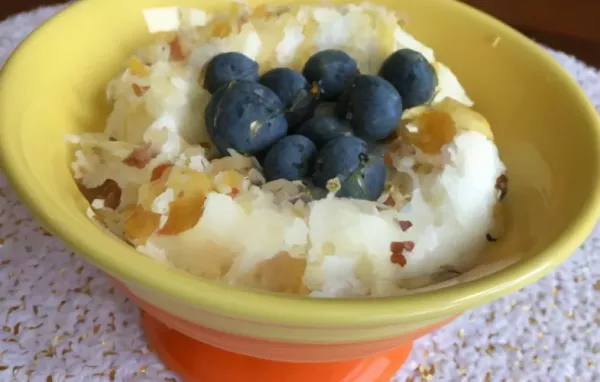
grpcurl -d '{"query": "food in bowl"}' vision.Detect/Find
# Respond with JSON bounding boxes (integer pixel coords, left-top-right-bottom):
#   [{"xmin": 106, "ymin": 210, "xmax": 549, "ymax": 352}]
[{"xmin": 67, "ymin": 2, "xmax": 507, "ymax": 297}]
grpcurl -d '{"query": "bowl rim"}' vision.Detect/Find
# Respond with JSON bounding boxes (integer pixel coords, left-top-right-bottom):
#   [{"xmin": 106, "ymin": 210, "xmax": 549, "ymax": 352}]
[{"xmin": 1, "ymin": 0, "xmax": 600, "ymax": 328}]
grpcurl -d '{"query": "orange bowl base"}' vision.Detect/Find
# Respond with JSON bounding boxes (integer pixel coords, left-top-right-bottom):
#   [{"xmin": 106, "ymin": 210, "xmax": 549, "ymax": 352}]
[{"xmin": 141, "ymin": 311, "xmax": 413, "ymax": 382}]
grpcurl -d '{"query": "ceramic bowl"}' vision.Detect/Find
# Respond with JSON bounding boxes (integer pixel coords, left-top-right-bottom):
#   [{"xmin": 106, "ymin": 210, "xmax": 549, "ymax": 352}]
[{"xmin": 1, "ymin": 0, "xmax": 599, "ymax": 364}]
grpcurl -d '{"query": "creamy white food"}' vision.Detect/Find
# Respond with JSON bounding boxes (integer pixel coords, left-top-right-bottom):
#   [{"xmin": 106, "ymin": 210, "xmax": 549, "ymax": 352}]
[{"xmin": 68, "ymin": 3, "xmax": 506, "ymax": 298}]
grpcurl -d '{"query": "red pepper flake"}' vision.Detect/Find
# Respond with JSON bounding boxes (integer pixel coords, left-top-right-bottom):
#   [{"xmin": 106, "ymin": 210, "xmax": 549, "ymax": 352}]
[
  {"xmin": 390, "ymin": 252, "xmax": 407, "ymax": 267},
  {"xmin": 78, "ymin": 179, "xmax": 122, "ymax": 210},
  {"xmin": 390, "ymin": 241, "xmax": 415, "ymax": 253},
  {"xmin": 151, "ymin": 163, "xmax": 174, "ymax": 182},
  {"xmin": 383, "ymin": 152, "xmax": 394, "ymax": 169},
  {"xmin": 398, "ymin": 220, "xmax": 413, "ymax": 232},
  {"xmin": 389, "ymin": 240, "xmax": 415, "ymax": 267},
  {"xmin": 123, "ymin": 143, "xmax": 157, "ymax": 169},
  {"xmin": 384, "ymin": 195, "xmax": 396, "ymax": 207},
  {"xmin": 230, "ymin": 187, "xmax": 240, "ymax": 198},
  {"xmin": 168, "ymin": 36, "xmax": 186, "ymax": 61},
  {"xmin": 132, "ymin": 84, "xmax": 150, "ymax": 97}
]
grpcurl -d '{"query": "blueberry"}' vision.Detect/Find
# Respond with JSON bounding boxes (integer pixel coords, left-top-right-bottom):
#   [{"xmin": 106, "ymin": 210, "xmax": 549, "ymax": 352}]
[
  {"xmin": 337, "ymin": 151, "xmax": 386, "ymax": 201},
  {"xmin": 313, "ymin": 136, "xmax": 367, "ymax": 189},
  {"xmin": 303, "ymin": 49, "xmax": 359, "ymax": 101},
  {"xmin": 379, "ymin": 49, "xmax": 438, "ymax": 109},
  {"xmin": 296, "ymin": 116, "xmax": 353, "ymax": 149},
  {"xmin": 205, "ymin": 81, "xmax": 288, "ymax": 156},
  {"xmin": 263, "ymin": 135, "xmax": 317, "ymax": 182},
  {"xmin": 204, "ymin": 52, "xmax": 259, "ymax": 94},
  {"xmin": 313, "ymin": 102, "xmax": 337, "ymax": 117},
  {"xmin": 312, "ymin": 136, "xmax": 386, "ymax": 201},
  {"xmin": 259, "ymin": 68, "xmax": 316, "ymax": 129},
  {"xmin": 336, "ymin": 74, "xmax": 402, "ymax": 141}
]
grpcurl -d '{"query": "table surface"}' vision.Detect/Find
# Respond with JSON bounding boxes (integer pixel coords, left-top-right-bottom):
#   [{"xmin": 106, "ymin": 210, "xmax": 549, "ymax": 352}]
[{"xmin": 1, "ymin": 4, "xmax": 600, "ymax": 382}]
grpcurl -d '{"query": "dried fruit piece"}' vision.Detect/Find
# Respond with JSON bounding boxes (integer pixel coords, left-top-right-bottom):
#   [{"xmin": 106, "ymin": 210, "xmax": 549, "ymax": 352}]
[
  {"xmin": 384, "ymin": 194, "xmax": 396, "ymax": 207},
  {"xmin": 132, "ymin": 84, "xmax": 150, "ymax": 96},
  {"xmin": 398, "ymin": 220, "xmax": 413, "ymax": 232},
  {"xmin": 434, "ymin": 98, "xmax": 494, "ymax": 140},
  {"xmin": 383, "ymin": 152, "xmax": 394, "ymax": 169},
  {"xmin": 252, "ymin": 252, "xmax": 308, "ymax": 294},
  {"xmin": 151, "ymin": 163, "xmax": 174, "ymax": 182},
  {"xmin": 78, "ymin": 179, "xmax": 122, "ymax": 210},
  {"xmin": 167, "ymin": 167, "xmax": 213, "ymax": 198},
  {"xmin": 128, "ymin": 57, "xmax": 151, "ymax": 77},
  {"xmin": 158, "ymin": 194, "xmax": 205, "ymax": 235},
  {"xmin": 138, "ymin": 171, "xmax": 171, "ymax": 210},
  {"xmin": 390, "ymin": 240, "xmax": 415, "ymax": 267},
  {"xmin": 390, "ymin": 241, "xmax": 415, "ymax": 253},
  {"xmin": 405, "ymin": 109, "xmax": 456, "ymax": 155},
  {"xmin": 168, "ymin": 36, "xmax": 186, "ymax": 61},
  {"xmin": 390, "ymin": 252, "xmax": 407, "ymax": 267},
  {"xmin": 217, "ymin": 170, "xmax": 245, "ymax": 189},
  {"xmin": 124, "ymin": 205, "xmax": 161, "ymax": 243},
  {"xmin": 403, "ymin": 98, "xmax": 494, "ymax": 146},
  {"xmin": 123, "ymin": 143, "xmax": 156, "ymax": 169},
  {"xmin": 211, "ymin": 20, "xmax": 233, "ymax": 38},
  {"xmin": 155, "ymin": 168, "xmax": 214, "ymax": 236}
]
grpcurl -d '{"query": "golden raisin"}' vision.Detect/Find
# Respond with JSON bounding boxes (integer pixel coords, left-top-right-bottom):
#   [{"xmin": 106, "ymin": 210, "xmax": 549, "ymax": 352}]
[
  {"xmin": 137, "ymin": 176, "xmax": 168, "ymax": 210},
  {"xmin": 156, "ymin": 168, "xmax": 214, "ymax": 235},
  {"xmin": 124, "ymin": 205, "xmax": 161, "ymax": 242},
  {"xmin": 218, "ymin": 170, "xmax": 245, "ymax": 189},
  {"xmin": 433, "ymin": 98, "xmax": 494, "ymax": 140},
  {"xmin": 78, "ymin": 179, "xmax": 122, "ymax": 210},
  {"xmin": 158, "ymin": 194, "xmax": 205, "ymax": 235},
  {"xmin": 167, "ymin": 168, "xmax": 213, "ymax": 198},
  {"xmin": 253, "ymin": 252, "xmax": 308, "ymax": 294},
  {"xmin": 211, "ymin": 21, "xmax": 233, "ymax": 38},
  {"xmin": 406, "ymin": 110, "xmax": 456, "ymax": 154}
]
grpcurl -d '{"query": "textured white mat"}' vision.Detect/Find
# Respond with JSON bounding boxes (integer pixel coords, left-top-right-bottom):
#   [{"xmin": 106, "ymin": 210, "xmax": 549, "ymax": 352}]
[{"xmin": 1, "ymin": 5, "xmax": 600, "ymax": 382}]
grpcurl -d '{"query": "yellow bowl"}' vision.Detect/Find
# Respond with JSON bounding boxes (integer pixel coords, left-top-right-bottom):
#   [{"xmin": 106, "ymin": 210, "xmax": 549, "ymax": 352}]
[{"xmin": 1, "ymin": 0, "xmax": 600, "ymax": 363}]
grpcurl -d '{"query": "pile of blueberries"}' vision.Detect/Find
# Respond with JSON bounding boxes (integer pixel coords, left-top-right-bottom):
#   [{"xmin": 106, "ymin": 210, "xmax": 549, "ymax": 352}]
[{"xmin": 204, "ymin": 48, "xmax": 438, "ymax": 201}]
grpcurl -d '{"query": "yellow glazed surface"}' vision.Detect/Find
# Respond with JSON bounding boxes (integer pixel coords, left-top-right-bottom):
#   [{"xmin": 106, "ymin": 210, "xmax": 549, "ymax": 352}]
[{"xmin": 1, "ymin": 0, "xmax": 600, "ymax": 344}]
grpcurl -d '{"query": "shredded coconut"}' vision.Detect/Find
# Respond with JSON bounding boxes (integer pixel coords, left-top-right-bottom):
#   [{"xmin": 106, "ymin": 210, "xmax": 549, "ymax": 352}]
[{"xmin": 67, "ymin": 3, "xmax": 506, "ymax": 298}]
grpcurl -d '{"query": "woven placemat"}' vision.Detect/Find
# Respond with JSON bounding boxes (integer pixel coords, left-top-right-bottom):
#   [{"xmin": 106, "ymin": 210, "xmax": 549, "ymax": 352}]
[{"xmin": 1, "ymin": 5, "xmax": 599, "ymax": 381}]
